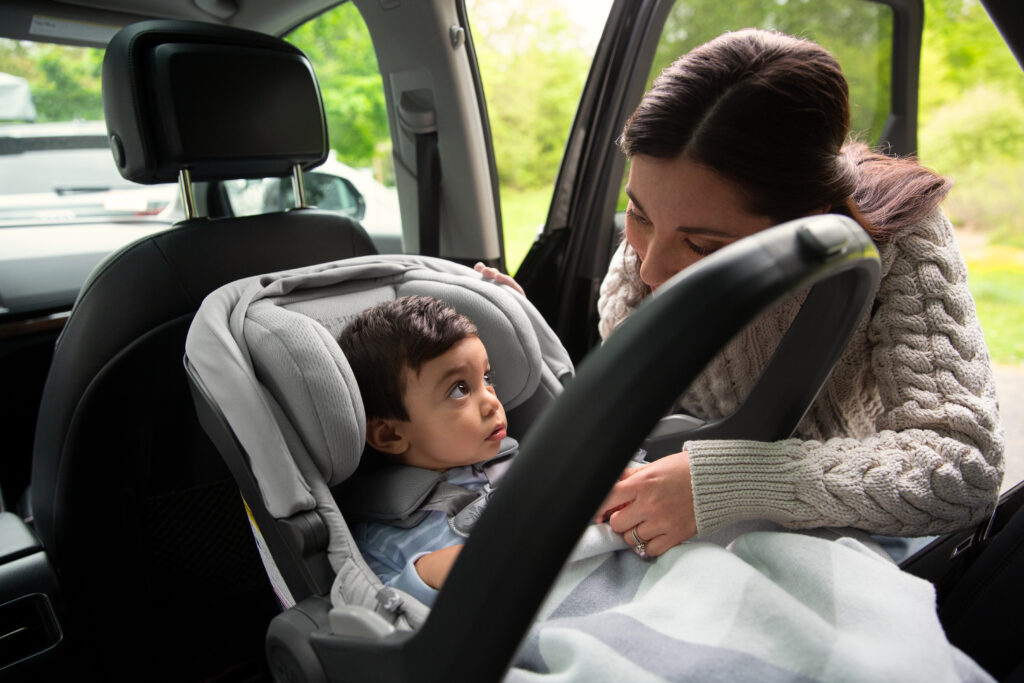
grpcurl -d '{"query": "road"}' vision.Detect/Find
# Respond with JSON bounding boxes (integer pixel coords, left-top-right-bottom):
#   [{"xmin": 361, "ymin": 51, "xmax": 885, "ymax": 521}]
[{"xmin": 994, "ymin": 364, "xmax": 1024, "ymax": 492}]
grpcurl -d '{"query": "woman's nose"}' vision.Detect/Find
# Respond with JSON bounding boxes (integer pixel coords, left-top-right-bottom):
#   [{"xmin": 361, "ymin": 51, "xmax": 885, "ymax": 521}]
[{"xmin": 639, "ymin": 236, "xmax": 682, "ymax": 290}]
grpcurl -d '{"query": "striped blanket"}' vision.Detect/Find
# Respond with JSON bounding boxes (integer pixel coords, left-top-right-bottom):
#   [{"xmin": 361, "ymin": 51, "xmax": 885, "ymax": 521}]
[{"xmin": 507, "ymin": 523, "xmax": 992, "ymax": 682}]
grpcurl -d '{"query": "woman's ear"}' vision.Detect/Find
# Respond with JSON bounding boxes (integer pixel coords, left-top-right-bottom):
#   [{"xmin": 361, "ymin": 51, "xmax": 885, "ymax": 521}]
[{"xmin": 366, "ymin": 418, "xmax": 408, "ymax": 455}]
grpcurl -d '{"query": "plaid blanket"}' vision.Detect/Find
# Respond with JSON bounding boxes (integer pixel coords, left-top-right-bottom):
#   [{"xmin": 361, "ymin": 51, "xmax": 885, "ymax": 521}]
[{"xmin": 508, "ymin": 524, "xmax": 992, "ymax": 682}]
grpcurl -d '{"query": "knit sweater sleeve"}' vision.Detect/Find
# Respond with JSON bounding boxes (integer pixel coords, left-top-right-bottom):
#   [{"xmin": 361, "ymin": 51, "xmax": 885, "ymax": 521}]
[{"xmin": 687, "ymin": 211, "xmax": 1005, "ymax": 537}]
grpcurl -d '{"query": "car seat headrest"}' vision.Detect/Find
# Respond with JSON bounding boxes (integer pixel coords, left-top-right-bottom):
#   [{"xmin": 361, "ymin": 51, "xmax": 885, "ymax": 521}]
[
  {"xmin": 245, "ymin": 302, "xmax": 366, "ymax": 487},
  {"xmin": 102, "ymin": 19, "xmax": 327, "ymax": 184},
  {"xmin": 240, "ymin": 263, "xmax": 546, "ymax": 490}
]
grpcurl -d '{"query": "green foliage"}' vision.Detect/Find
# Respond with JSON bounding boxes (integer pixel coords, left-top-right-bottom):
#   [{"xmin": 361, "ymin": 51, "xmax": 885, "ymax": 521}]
[
  {"xmin": 286, "ymin": 4, "xmax": 389, "ymax": 171},
  {"xmin": 919, "ymin": 0, "xmax": 1024, "ymax": 128},
  {"xmin": 0, "ymin": 39, "xmax": 103, "ymax": 121},
  {"xmin": 920, "ymin": 86, "xmax": 1024, "ymax": 175},
  {"xmin": 469, "ymin": 0, "xmax": 591, "ymax": 191},
  {"xmin": 650, "ymin": 0, "xmax": 893, "ymax": 141}
]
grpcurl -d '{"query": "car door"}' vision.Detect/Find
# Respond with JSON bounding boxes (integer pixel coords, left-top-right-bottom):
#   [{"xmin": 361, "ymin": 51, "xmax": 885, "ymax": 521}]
[{"xmin": 516, "ymin": 0, "xmax": 925, "ymax": 363}]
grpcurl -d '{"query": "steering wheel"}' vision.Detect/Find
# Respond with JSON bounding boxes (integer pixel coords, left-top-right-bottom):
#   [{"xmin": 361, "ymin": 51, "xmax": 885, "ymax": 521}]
[{"xmin": 303, "ymin": 214, "xmax": 881, "ymax": 682}]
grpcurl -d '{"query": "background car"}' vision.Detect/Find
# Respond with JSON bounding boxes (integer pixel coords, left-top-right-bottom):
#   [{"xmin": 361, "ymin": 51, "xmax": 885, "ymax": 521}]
[
  {"xmin": 0, "ymin": 118, "xmax": 177, "ymax": 225},
  {"xmin": 219, "ymin": 151, "xmax": 404, "ymax": 253}
]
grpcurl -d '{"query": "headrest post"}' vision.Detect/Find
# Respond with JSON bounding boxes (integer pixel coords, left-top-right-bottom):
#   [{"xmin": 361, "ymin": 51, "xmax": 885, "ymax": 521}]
[
  {"xmin": 291, "ymin": 163, "xmax": 307, "ymax": 209},
  {"xmin": 178, "ymin": 168, "xmax": 198, "ymax": 220}
]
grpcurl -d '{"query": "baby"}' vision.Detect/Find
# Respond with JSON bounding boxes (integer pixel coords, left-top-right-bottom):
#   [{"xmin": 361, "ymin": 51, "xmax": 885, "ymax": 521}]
[{"xmin": 337, "ymin": 295, "xmax": 513, "ymax": 606}]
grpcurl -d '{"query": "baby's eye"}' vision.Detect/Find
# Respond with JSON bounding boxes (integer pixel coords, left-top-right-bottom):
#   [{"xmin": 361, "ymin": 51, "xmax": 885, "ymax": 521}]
[
  {"xmin": 448, "ymin": 381, "xmax": 469, "ymax": 399},
  {"xmin": 484, "ymin": 370, "xmax": 494, "ymax": 387}
]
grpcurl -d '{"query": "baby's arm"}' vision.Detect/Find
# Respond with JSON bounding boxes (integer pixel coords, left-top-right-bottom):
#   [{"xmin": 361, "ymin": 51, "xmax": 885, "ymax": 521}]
[{"xmin": 414, "ymin": 544, "xmax": 464, "ymax": 589}]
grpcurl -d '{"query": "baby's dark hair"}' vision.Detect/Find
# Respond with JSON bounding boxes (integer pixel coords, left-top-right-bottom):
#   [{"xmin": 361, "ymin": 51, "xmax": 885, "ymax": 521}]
[{"xmin": 337, "ymin": 295, "xmax": 478, "ymax": 421}]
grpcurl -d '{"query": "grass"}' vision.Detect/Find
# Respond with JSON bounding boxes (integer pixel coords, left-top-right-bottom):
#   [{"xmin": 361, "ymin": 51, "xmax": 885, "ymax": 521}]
[
  {"xmin": 499, "ymin": 186, "xmax": 554, "ymax": 275},
  {"xmin": 963, "ymin": 242, "xmax": 1024, "ymax": 365}
]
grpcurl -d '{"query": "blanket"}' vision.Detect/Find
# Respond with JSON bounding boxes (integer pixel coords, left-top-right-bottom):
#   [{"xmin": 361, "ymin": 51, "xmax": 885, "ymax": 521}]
[{"xmin": 507, "ymin": 523, "xmax": 992, "ymax": 682}]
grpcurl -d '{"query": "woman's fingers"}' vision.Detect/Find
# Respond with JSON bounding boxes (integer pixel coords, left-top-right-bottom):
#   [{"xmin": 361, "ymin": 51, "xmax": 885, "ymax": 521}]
[
  {"xmin": 474, "ymin": 262, "xmax": 526, "ymax": 296},
  {"xmin": 603, "ymin": 451, "xmax": 698, "ymax": 554},
  {"xmin": 594, "ymin": 471, "xmax": 639, "ymax": 523}
]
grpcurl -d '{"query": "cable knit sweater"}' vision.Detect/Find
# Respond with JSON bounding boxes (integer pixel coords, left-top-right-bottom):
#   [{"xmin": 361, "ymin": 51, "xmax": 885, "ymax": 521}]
[{"xmin": 597, "ymin": 209, "xmax": 1005, "ymax": 537}]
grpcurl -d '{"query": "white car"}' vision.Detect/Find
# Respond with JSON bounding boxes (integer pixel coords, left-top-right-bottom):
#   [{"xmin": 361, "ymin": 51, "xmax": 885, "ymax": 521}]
[{"xmin": 219, "ymin": 151, "xmax": 404, "ymax": 253}]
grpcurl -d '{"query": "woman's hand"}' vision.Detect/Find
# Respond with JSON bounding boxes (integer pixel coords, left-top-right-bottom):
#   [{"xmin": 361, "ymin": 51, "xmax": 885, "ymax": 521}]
[
  {"xmin": 414, "ymin": 544, "xmax": 463, "ymax": 589},
  {"xmin": 474, "ymin": 262, "xmax": 526, "ymax": 297},
  {"xmin": 595, "ymin": 450, "xmax": 697, "ymax": 557}
]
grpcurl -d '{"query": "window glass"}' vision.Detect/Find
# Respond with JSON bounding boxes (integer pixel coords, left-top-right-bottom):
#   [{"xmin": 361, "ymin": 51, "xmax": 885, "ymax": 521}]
[
  {"xmin": 223, "ymin": 3, "xmax": 402, "ymax": 251},
  {"xmin": 0, "ymin": 41, "xmax": 177, "ymax": 224},
  {"xmin": 466, "ymin": 0, "xmax": 614, "ymax": 273}
]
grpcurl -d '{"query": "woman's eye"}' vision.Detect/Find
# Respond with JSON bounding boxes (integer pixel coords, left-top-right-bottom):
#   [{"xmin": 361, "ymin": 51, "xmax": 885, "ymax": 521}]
[
  {"xmin": 448, "ymin": 381, "xmax": 469, "ymax": 399},
  {"xmin": 625, "ymin": 207, "xmax": 649, "ymax": 225},
  {"xmin": 684, "ymin": 239, "xmax": 716, "ymax": 257}
]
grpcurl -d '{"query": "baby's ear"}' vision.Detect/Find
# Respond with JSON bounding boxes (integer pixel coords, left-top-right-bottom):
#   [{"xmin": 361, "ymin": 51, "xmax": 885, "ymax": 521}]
[{"xmin": 366, "ymin": 418, "xmax": 408, "ymax": 455}]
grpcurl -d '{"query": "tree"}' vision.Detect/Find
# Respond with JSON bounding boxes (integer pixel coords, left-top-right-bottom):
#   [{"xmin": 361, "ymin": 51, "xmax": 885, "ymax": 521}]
[
  {"xmin": 0, "ymin": 39, "xmax": 103, "ymax": 121},
  {"xmin": 468, "ymin": 0, "xmax": 592, "ymax": 190},
  {"xmin": 287, "ymin": 3, "xmax": 390, "ymax": 170}
]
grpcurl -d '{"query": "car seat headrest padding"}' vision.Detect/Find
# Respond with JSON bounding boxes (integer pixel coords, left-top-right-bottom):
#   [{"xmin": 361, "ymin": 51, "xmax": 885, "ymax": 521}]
[{"xmin": 245, "ymin": 301, "xmax": 365, "ymax": 487}]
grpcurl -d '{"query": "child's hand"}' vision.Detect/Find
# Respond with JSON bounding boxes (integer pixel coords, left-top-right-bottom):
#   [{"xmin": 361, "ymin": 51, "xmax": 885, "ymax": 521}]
[
  {"xmin": 414, "ymin": 544, "xmax": 464, "ymax": 589},
  {"xmin": 474, "ymin": 262, "xmax": 526, "ymax": 297}
]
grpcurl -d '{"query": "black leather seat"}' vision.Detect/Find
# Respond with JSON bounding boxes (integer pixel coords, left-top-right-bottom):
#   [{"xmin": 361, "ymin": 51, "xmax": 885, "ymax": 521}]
[{"xmin": 29, "ymin": 20, "xmax": 378, "ymax": 680}]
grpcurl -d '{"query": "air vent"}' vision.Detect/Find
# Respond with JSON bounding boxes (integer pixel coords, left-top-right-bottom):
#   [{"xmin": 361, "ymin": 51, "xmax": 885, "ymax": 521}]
[{"xmin": 0, "ymin": 594, "xmax": 61, "ymax": 670}]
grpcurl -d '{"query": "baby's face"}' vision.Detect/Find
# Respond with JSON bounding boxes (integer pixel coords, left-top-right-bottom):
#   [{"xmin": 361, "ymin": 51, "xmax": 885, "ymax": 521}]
[{"xmin": 393, "ymin": 336, "xmax": 507, "ymax": 471}]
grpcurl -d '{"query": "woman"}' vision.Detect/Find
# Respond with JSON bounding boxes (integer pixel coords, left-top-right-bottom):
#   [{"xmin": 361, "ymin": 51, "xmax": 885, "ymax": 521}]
[{"xmin": 591, "ymin": 28, "xmax": 1004, "ymax": 557}]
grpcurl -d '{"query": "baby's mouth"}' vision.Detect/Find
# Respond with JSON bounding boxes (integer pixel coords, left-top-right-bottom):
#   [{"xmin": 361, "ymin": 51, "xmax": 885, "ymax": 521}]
[{"xmin": 487, "ymin": 423, "xmax": 507, "ymax": 441}]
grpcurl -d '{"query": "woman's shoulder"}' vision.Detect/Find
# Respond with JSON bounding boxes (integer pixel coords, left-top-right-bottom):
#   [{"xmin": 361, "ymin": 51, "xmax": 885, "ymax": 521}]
[{"xmin": 876, "ymin": 207, "xmax": 963, "ymax": 275}]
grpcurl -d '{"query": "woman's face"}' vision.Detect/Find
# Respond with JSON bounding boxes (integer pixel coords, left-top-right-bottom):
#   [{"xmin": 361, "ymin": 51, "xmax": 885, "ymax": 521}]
[{"xmin": 624, "ymin": 154, "xmax": 774, "ymax": 291}]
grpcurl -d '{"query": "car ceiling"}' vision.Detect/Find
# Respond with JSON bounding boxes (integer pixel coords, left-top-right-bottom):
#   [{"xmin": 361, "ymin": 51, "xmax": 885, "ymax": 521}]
[{"xmin": 0, "ymin": 0, "xmax": 345, "ymax": 44}]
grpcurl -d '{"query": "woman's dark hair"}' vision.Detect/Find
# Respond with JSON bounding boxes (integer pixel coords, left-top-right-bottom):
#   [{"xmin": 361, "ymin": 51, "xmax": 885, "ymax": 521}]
[
  {"xmin": 337, "ymin": 295, "xmax": 478, "ymax": 421},
  {"xmin": 619, "ymin": 28, "xmax": 951, "ymax": 243}
]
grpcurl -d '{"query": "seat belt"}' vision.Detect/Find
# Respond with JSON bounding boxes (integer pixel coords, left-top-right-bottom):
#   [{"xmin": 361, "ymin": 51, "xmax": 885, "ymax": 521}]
[
  {"xmin": 399, "ymin": 90, "xmax": 441, "ymax": 256},
  {"xmin": 415, "ymin": 131, "xmax": 441, "ymax": 257}
]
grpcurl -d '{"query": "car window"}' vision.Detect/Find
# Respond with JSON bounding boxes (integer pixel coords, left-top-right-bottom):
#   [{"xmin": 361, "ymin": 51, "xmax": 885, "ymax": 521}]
[
  {"xmin": 0, "ymin": 44, "xmax": 177, "ymax": 225},
  {"xmin": 221, "ymin": 3, "xmax": 403, "ymax": 252},
  {"xmin": 465, "ymin": 0, "xmax": 615, "ymax": 273}
]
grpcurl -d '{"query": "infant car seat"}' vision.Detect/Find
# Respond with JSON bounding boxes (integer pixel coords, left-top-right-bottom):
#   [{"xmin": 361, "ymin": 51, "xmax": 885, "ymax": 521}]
[
  {"xmin": 184, "ymin": 254, "xmax": 573, "ymax": 635},
  {"xmin": 186, "ymin": 216, "xmax": 885, "ymax": 681}
]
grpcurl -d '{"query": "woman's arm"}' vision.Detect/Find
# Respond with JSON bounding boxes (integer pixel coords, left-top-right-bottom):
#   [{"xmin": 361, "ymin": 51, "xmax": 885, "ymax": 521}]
[
  {"xmin": 686, "ymin": 211, "xmax": 1004, "ymax": 536},
  {"xmin": 598, "ymin": 211, "xmax": 1004, "ymax": 548}
]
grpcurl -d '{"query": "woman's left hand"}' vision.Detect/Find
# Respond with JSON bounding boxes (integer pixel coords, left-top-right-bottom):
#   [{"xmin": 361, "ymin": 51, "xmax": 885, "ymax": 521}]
[
  {"xmin": 474, "ymin": 262, "xmax": 526, "ymax": 296},
  {"xmin": 595, "ymin": 450, "xmax": 697, "ymax": 558}
]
